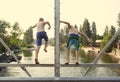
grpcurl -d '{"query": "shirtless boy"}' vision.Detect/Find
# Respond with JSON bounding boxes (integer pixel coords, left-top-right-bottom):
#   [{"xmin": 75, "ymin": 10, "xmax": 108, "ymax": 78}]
[
  {"xmin": 60, "ymin": 20, "xmax": 90, "ymax": 64},
  {"xmin": 32, "ymin": 18, "xmax": 51, "ymax": 64}
]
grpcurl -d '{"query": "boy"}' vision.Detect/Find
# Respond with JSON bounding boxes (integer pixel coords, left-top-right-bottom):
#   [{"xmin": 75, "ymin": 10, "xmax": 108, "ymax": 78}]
[
  {"xmin": 32, "ymin": 18, "xmax": 51, "ymax": 64},
  {"xmin": 60, "ymin": 20, "xmax": 90, "ymax": 64}
]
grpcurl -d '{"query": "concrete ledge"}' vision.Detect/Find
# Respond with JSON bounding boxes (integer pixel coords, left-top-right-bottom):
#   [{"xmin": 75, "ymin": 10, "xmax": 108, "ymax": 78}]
[{"xmin": 0, "ymin": 77, "xmax": 120, "ymax": 82}]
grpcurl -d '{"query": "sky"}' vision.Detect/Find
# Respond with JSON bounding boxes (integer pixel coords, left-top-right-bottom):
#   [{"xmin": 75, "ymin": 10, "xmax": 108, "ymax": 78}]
[{"xmin": 0, "ymin": 0, "xmax": 120, "ymax": 38}]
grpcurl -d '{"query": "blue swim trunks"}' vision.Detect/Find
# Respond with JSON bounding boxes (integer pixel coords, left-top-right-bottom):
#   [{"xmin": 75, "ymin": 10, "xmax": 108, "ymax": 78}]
[
  {"xmin": 67, "ymin": 34, "xmax": 79, "ymax": 50},
  {"xmin": 36, "ymin": 31, "xmax": 48, "ymax": 46}
]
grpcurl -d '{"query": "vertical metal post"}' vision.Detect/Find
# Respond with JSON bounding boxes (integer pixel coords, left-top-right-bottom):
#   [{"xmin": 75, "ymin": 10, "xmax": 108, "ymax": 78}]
[{"xmin": 54, "ymin": 0, "xmax": 60, "ymax": 77}]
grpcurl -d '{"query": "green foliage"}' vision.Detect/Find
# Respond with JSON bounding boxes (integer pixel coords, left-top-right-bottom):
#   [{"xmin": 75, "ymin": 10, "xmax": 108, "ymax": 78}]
[
  {"xmin": 60, "ymin": 25, "xmax": 69, "ymax": 45},
  {"xmin": 10, "ymin": 22, "xmax": 23, "ymax": 48},
  {"xmin": 116, "ymin": 13, "xmax": 120, "ymax": 42},
  {"xmin": 103, "ymin": 26, "xmax": 109, "ymax": 36},
  {"xmin": 91, "ymin": 22, "xmax": 97, "ymax": 46},
  {"xmin": 0, "ymin": 20, "xmax": 10, "ymax": 38},
  {"xmin": 100, "ymin": 33, "xmax": 112, "ymax": 51},
  {"xmin": 82, "ymin": 18, "xmax": 91, "ymax": 46},
  {"xmin": 96, "ymin": 35, "xmax": 103, "ymax": 40},
  {"xmin": 23, "ymin": 26, "xmax": 34, "ymax": 47},
  {"xmin": 117, "ymin": 13, "xmax": 120, "ymax": 27},
  {"xmin": 74, "ymin": 24, "xmax": 78, "ymax": 29},
  {"xmin": 100, "ymin": 26, "xmax": 116, "ymax": 52},
  {"xmin": 83, "ymin": 18, "xmax": 91, "ymax": 38},
  {"xmin": 0, "ymin": 20, "xmax": 10, "ymax": 53},
  {"xmin": 49, "ymin": 38, "xmax": 54, "ymax": 46},
  {"xmin": 23, "ymin": 50, "xmax": 32, "ymax": 57},
  {"xmin": 0, "ymin": 20, "xmax": 24, "ymax": 53}
]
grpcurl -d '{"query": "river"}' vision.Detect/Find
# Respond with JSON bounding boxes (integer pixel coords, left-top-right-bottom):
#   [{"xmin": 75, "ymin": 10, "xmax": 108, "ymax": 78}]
[{"xmin": 0, "ymin": 46, "xmax": 120, "ymax": 77}]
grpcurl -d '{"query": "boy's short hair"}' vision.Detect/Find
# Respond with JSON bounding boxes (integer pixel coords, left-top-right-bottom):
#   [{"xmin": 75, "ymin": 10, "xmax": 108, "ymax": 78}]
[{"xmin": 39, "ymin": 18, "xmax": 44, "ymax": 21}]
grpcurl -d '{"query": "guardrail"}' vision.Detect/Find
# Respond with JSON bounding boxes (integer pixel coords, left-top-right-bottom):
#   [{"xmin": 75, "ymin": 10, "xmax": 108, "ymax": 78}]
[
  {"xmin": 0, "ymin": 0, "xmax": 120, "ymax": 81},
  {"xmin": 0, "ymin": 63, "xmax": 120, "ymax": 67}
]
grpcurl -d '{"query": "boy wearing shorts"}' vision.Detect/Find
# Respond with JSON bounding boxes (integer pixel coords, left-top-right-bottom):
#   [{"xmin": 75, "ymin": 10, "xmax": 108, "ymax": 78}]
[
  {"xmin": 60, "ymin": 20, "xmax": 90, "ymax": 65},
  {"xmin": 32, "ymin": 18, "xmax": 51, "ymax": 64}
]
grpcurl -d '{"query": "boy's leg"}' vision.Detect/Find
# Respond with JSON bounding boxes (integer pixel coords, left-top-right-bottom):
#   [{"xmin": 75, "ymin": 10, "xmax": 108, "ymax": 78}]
[
  {"xmin": 35, "ymin": 32, "xmax": 42, "ymax": 64},
  {"xmin": 65, "ymin": 40, "xmax": 72, "ymax": 64},
  {"xmin": 75, "ymin": 50, "xmax": 79, "ymax": 64},
  {"xmin": 43, "ymin": 32, "xmax": 48, "ymax": 52},
  {"xmin": 35, "ymin": 46, "xmax": 40, "ymax": 64},
  {"xmin": 74, "ymin": 40, "xmax": 79, "ymax": 64},
  {"xmin": 44, "ymin": 41, "xmax": 48, "ymax": 52},
  {"xmin": 66, "ymin": 49, "xmax": 70, "ymax": 64}
]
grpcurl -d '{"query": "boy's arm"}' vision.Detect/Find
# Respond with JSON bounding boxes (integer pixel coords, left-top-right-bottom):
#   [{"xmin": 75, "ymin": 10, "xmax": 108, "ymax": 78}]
[
  {"xmin": 78, "ymin": 32, "xmax": 90, "ymax": 42},
  {"xmin": 45, "ymin": 21, "xmax": 51, "ymax": 29},
  {"xmin": 32, "ymin": 24, "xmax": 37, "ymax": 28},
  {"xmin": 60, "ymin": 20, "xmax": 71, "ymax": 29}
]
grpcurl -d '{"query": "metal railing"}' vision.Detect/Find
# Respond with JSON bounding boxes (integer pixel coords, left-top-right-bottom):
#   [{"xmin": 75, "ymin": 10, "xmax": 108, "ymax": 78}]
[
  {"xmin": 0, "ymin": 0, "xmax": 120, "ymax": 81},
  {"xmin": 0, "ymin": 63, "xmax": 120, "ymax": 67}
]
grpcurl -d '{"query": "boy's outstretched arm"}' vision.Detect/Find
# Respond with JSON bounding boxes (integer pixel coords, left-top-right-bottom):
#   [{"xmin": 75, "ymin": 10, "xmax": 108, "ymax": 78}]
[
  {"xmin": 32, "ymin": 24, "xmax": 37, "ymax": 28},
  {"xmin": 78, "ymin": 32, "xmax": 91, "ymax": 42},
  {"xmin": 60, "ymin": 20, "xmax": 71, "ymax": 29},
  {"xmin": 45, "ymin": 21, "xmax": 51, "ymax": 29}
]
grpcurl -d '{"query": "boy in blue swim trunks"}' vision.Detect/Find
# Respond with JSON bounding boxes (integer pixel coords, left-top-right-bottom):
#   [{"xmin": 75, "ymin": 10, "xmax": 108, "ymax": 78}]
[
  {"xmin": 32, "ymin": 18, "xmax": 51, "ymax": 64},
  {"xmin": 60, "ymin": 20, "xmax": 90, "ymax": 65}
]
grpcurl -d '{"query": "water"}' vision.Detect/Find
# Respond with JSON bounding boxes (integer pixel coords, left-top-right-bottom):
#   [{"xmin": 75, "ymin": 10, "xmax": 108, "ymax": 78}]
[
  {"xmin": 60, "ymin": 48, "xmax": 119, "ymax": 77},
  {"xmin": 0, "ymin": 46, "xmax": 54, "ymax": 77},
  {"xmin": 0, "ymin": 46, "xmax": 120, "ymax": 77}
]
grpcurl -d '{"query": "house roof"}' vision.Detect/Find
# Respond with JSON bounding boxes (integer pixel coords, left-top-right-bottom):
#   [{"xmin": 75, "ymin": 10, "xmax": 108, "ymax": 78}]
[{"xmin": 96, "ymin": 40, "xmax": 102, "ymax": 43}]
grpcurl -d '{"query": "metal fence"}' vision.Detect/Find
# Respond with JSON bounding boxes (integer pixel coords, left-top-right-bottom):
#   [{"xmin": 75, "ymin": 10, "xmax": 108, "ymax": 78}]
[{"xmin": 0, "ymin": 0, "xmax": 120, "ymax": 81}]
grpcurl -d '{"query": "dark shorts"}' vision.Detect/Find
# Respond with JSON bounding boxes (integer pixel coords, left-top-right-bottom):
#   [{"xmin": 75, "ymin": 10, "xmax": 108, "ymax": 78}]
[
  {"xmin": 67, "ymin": 34, "xmax": 79, "ymax": 50},
  {"xmin": 36, "ymin": 31, "xmax": 48, "ymax": 46}
]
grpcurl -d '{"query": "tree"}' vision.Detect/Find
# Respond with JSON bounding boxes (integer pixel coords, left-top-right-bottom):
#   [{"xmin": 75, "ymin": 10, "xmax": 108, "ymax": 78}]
[
  {"xmin": 91, "ymin": 22, "xmax": 97, "ymax": 46},
  {"xmin": 117, "ymin": 13, "xmax": 120, "ymax": 40},
  {"xmin": 109, "ymin": 25, "xmax": 117, "ymax": 50},
  {"xmin": 83, "ymin": 18, "xmax": 91, "ymax": 38},
  {"xmin": 103, "ymin": 26, "xmax": 109, "ymax": 36},
  {"xmin": 64, "ymin": 25, "xmax": 69, "ymax": 37},
  {"xmin": 79, "ymin": 25, "xmax": 84, "ymax": 46},
  {"xmin": 110, "ymin": 25, "xmax": 116, "ymax": 35},
  {"xmin": 74, "ymin": 24, "xmax": 78, "ymax": 29},
  {"xmin": 0, "ymin": 20, "xmax": 11, "ymax": 53},
  {"xmin": 64, "ymin": 25, "xmax": 69, "ymax": 42},
  {"xmin": 23, "ymin": 26, "xmax": 34, "ymax": 47},
  {"xmin": 0, "ymin": 20, "xmax": 10, "ymax": 38},
  {"xmin": 96, "ymin": 35, "xmax": 103, "ymax": 40},
  {"xmin": 118, "ymin": 13, "xmax": 120, "ymax": 27},
  {"xmin": 10, "ymin": 22, "xmax": 23, "ymax": 49},
  {"xmin": 82, "ymin": 18, "xmax": 91, "ymax": 46},
  {"xmin": 79, "ymin": 25, "xmax": 82, "ymax": 32},
  {"xmin": 59, "ymin": 29, "xmax": 65, "ymax": 43},
  {"xmin": 100, "ymin": 26, "xmax": 116, "ymax": 52}
]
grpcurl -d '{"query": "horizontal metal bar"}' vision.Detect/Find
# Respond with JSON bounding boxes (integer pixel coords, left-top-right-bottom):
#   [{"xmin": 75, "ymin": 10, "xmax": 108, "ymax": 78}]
[
  {"xmin": 0, "ymin": 63, "xmax": 120, "ymax": 67},
  {"xmin": 0, "ymin": 77, "xmax": 120, "ymax": 82},
  {"xmin": 0, "ymin": 63, "xmax": 55, "ymax": 67},
  {"xmin": 60, "ymin": 63, "xmax": 120, "ymax": 67}
]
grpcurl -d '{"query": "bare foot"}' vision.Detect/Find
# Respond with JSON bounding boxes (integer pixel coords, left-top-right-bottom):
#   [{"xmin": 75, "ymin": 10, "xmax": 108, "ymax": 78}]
[
  {"xmin": 75, "ymin": 62, "xmax": 79, "ymax": 65},
  {"xmin": 44, "ymin": 49, "xmax": 47, "ymax": 52},
  {"xmin": 65, "ymin": 62, "xmax": 69, "ymax": 65},
  {"xmin": 35, "ymin": 58, "xmax": 39, "ymax": 64}
]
